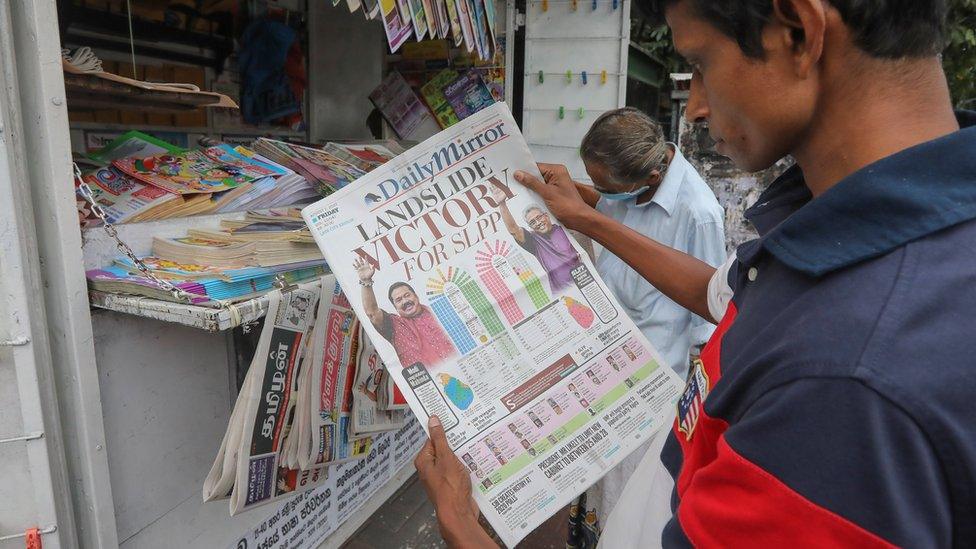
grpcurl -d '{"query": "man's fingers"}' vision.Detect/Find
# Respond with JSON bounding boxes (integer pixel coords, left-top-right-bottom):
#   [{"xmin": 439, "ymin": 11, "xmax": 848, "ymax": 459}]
[
  {"xmin": 414, "ymin": 438, "xmax": 435, "ymax": 475},
  {"xmin": 428, "ymin": 415, "xmax": 452, "ymax": 457}
]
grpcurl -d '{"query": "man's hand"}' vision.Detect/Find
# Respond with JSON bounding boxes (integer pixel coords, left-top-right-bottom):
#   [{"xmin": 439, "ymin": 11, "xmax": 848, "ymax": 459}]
[
  {"xmin": 353, "ymin": 257, "xmax": 375, "ymax": 283},
  {"xmin": 415, "ymin": 416, "xmax": 497, "ymax": 548},
  {"xmin": 514, "ymin": 163, "xmax": 596, "ymax": 232},
  {"xmin": 489, "ymin": 177, "xmax": 508, "ymax": 204}
]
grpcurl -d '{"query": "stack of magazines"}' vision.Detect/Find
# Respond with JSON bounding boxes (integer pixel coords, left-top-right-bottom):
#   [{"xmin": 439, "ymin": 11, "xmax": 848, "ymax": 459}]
[
  {"xmin": 75, "ymin": 132, "xmax": 406, "ymax": 226},
  {"xmin": 85, "ymin": 210, "xmax": 328, "ymax": 304}
]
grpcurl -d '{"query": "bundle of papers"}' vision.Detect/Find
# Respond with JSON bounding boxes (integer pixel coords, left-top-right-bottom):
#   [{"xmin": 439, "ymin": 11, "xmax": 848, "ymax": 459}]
[
  {"xmin": 203, "ymin": 276, "xmax": 408, "ymax": 515},
  {"xmin": 153, "ymin": 234, "xmax": 322, "ymax": 268},
  {"xmin": 251, "ymin": 138, "xmax": 367, "ymax": 196},
  {"xmin": 86, "ymin": 259, "xmax": 327, "ymax": 303}
]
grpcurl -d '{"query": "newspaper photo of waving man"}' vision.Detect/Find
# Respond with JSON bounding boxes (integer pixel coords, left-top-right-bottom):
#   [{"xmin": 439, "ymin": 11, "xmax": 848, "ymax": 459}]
[
  {"xmin": 355, "ymin": 257, "xmax": 457, "ymax": 368},
  {"xmin": 490, "ymin": 177, "xmax": 583, "ymax": 293}
]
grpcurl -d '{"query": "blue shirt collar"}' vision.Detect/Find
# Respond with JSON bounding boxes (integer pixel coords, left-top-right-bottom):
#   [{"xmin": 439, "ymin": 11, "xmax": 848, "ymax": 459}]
[
  {"xmin": 639, "ymin": 144, "xmax": 685, "ymax": 214},
  {"xmin": 744, "ymin": 111, "xmax": 976, "ymax": 277}
]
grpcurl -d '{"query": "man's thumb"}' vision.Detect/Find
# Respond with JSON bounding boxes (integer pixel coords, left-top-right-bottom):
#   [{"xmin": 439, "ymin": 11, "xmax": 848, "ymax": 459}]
[
  {"xmin": 429, "ymin": 415, "xmax": 451, "ymax": 455},
  {"xmin": 514, "ymin": 170, "xmax": 543, "ymax": 192}
]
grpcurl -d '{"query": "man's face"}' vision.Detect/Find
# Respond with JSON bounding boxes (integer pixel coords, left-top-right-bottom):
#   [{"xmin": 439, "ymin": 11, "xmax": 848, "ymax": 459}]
[
  {"xmin": 391, "ymin": 286, "xmax": 421, "ymax": 317},
  {"xmin": 667, "ymin": 1, "xmax": 817, "ymax": 171},
  {"xmin": 525, "ymin": 208, "xmax": 553, "ymax": 234}
]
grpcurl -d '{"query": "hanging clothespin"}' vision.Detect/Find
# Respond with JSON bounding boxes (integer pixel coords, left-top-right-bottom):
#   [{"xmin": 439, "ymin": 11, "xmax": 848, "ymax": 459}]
[
  {"xmin": 581, "ymin": 71, "xmax": 588, "ymax": 85},
  {"xmin": 572, "ymin": 0, "xmax": 578, "ymax": 10},
  {"xmin": 558, "ymin": 106, "xmax": 565, "ymax": 119},
  {"xmin": 592, "ymin": 0, "xmax": 597, "ymax": 10},
  {"xmin": 578, "ymin": 107, "xmax": 585, "ymax": 119},
  {"xmin": 601, "ymin": 70, "xmax": 608, "ymax": 84},
  {"xmin": 612, "ymin": 0, "xmax": 618, "ymax": 8},
  {"xmin": 538, "ymin": 70, "xmax": 544, "ymax": 83},
  {"xmin": 566, "ymin": 70, "xmax": 573, "ymax": 83},
  {"xmin": 25, "ymin": 528, "xmax": 42, "ymax": 549},
  {"xmin": 542, "ymin": 0, "xmax": 548, "ymax": 11}
]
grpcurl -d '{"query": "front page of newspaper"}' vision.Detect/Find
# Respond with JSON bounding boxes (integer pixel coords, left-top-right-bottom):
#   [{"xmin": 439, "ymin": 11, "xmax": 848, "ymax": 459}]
[{"xmin": 302, "ymin": 103, "xmax": 683, "ymax": 546}]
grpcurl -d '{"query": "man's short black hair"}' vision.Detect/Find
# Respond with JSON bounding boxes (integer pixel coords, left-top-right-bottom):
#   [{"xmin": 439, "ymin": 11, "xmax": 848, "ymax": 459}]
[
  {"xmin": 656, "ymin": 0, "xmax": 947, "ymax": 59},
  {"xmin": 388, "ymin": 281, "xmax": 416, "ymax": 304}
]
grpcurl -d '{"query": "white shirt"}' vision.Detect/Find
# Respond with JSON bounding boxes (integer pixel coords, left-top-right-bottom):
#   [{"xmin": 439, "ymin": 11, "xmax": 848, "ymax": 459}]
[
  {"xmin": 595, "ymin": 146, "xmax": 726, "ymax": 380},
  {"xmin": 596, "ymin": 258, "xmax": 736, "ymax": 549},
  {"xmin": 584, "ymin": 146, "xmax": 726, "ymax": 525}
]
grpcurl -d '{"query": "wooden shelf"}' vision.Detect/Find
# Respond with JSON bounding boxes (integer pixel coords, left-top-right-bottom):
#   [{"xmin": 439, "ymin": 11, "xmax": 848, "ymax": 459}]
[{"xmin": 64, "ymin": 72, "xmax": 224, "ymax": 113}]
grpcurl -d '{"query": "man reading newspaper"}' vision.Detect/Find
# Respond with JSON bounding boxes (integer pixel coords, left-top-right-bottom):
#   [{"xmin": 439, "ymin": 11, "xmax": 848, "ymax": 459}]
[{"xmin": 416, "ymin": 0, "xmax": 976, "ymax": 547}]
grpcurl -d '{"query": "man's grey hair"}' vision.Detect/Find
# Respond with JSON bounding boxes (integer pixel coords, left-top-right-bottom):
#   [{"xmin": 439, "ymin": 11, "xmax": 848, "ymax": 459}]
[
  {"xmin": 522, "ymin": 205, "xmax": 545, "ymax": 221},
  {"xmin": 579, "ymin": 107, "xmax": 669, "ymax": 186}
]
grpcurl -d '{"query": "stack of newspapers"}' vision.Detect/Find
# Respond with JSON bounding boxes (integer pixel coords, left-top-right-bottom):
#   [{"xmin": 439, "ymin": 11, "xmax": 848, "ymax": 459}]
[{"xmin": 202, "ymin": 275, "xmax": 408, "ymax": 515}]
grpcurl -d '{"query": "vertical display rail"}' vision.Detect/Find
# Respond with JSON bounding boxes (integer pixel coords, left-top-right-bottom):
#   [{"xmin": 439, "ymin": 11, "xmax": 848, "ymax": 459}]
[{"xmin": 3, "ymin": 1, "xmax": 119, "ymax": 547}]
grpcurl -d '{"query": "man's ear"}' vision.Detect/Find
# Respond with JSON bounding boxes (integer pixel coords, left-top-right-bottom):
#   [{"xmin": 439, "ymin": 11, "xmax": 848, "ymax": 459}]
[
  {"xmin": 772, "ymin": 0, "xmax": 825, "ymax": 79},
  {"xmin": 646, "ymin": 170, "xmax": 664, "ymax": 186}
]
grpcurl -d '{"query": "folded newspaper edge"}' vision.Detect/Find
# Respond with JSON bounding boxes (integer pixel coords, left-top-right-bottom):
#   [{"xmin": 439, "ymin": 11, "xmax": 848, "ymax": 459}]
[
  {"xmin": 203, "ymin": 276, "xmax": 409, "ymax": 515},
  {"xmin": 301, "ymin": 102, "xmax": 685, "ymax": 546}
]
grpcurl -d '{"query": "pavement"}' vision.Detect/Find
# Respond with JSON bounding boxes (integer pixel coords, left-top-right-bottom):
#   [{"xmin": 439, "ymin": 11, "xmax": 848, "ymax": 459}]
[{"xmin": 342, "ymin": 474, "xmax": 568, "ymax": 549}]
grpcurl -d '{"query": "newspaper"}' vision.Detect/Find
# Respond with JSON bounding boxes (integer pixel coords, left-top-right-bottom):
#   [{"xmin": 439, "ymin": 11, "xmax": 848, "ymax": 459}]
[
  {"xmin": 351, "ymin": 325, "xmax": 410, "ymax": 439},
  {"xmin": 293, "ymin": 276, "xmax": 373, "ymax": 469},
  {"xmin": 301, "ymin": 103, "xmax": 684, "ymax": 546},
  {"xmin": 203, "ymin": 287, "xmax": 326, "ymax": 515}
]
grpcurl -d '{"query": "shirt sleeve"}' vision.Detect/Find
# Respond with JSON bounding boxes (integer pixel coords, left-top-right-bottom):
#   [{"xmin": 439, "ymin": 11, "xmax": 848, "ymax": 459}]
[
  {"xmin": 516, "ymin": 229, "xmax": 537, "ymax": 255},
  {"xmin": 662, "ymin": 377, "xmax": 952, "ymax": 548},
  {"xmin": 706, "ymin": 252, "xmax": 736, "ymax": 324},
  {"xmin": 686, "ymin": 220, "xmax": 728, "ymax": 345}
]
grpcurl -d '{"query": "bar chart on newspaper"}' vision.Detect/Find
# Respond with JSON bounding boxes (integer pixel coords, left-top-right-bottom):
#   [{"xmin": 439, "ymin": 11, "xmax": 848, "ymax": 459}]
[{"xmin": 302, "ymin": 103, "xmax": 683, "ymax": 547}]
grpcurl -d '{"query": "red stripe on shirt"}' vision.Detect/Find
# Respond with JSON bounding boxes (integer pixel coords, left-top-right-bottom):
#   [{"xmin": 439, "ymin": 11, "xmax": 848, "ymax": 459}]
[
  {"xmin": 677, "ymin": 437, "xmax": 897, "ymax": 548},
  {"xmin": 674, "ymin": 302, "xmax": 737, "ymax": 496}
]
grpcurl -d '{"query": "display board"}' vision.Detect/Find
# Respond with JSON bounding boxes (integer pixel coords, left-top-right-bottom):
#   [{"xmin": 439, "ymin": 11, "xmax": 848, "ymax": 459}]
[{"xmin": 520, "ymin": 0, "xmax": 630, "ymax": 183}]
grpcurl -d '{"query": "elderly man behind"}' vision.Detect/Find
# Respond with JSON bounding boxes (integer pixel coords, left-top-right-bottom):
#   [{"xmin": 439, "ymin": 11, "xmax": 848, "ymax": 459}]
[{"xmin": 568, "ymin": 107, "xmax": 725, "ymax": 546}]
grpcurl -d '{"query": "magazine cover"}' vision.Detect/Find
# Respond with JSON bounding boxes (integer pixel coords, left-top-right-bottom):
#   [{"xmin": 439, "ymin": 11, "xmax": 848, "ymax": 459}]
[
  {"xmin": 443, "ymin": 71, "xmax": 495, "ymax": 120},
  {"xmin": 443, "ymin": 0, "xmax": 464, "ymax": 47},
  {"xmin": 380, "ymin": 0, "xmax": 413, "ymax": 53},
  {"xmin": 421, "ymin": 69, "xmax": 462, "ymax": 128},
  {"xmin": 369, "ymin": 72, "xmax": 437, "ymax": 139},
  {"xmin": 454, "ymin": 0, "xmax": 476, "ymax": 52},
  {"xmin": 113, "ymin": 149, "xmax": 270, "ymax": 194},
  {"xmin": 301, "ymin": 103, "xmax": 683, "ymax": 546},
  {"xmin": 78, "ymin": 165, "xmax": 178, "ymax": 224}
]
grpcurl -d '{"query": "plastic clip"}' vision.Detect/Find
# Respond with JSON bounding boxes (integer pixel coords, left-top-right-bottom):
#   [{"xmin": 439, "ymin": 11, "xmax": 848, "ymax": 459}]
[
  {"xmin": 542, "ymin": 0, "xmax": 548, "ymax": 11},
  {"xmin": 612, "ymin": 0, "xmax": 618, "ymax": 8},
  {"xmin": 538, "ymin": 70, "xmax": 544, "ymax": 83},
  {"xmin": 558, "ymin": 106, "xmax": 565, "ymax": 119},
  {"xmin": 592, "ymin": 0, "xmax": 597, "ymax": 10},
  {"xmin": 566, "ymin": 70, "xmax": 572, "ymax": 83},
  {"xmin": 601, "ymin": 70, "xmax": 608, "ymax": 84},
  {"xmin": 572, "ymin": 0, "xmax": 578, "ymax": 9},
  {"xmin": 581, "ymin": 71, "xmax": 588, "ymax": 84},
  {"xmin": 578, "ymin": 107, "xmax": 585, "ymax": 119}
]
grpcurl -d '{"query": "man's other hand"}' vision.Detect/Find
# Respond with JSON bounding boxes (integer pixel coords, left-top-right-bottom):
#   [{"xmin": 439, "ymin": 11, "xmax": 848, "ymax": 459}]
[
  {"xmin": 515, "ymin": 164, "xmax": 596, "ymax": 231},
  {"xmin": 415, "ymin": 416, "xmax": 497, "ymax": 548}
]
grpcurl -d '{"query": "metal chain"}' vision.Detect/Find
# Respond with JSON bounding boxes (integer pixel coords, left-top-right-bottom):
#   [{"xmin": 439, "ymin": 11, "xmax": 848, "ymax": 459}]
[{"xmin": 74, "ymin": 162, "xmax": 197, "ymax": 304}]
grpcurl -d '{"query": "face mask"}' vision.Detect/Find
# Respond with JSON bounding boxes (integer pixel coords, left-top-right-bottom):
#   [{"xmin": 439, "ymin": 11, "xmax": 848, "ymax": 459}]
[{"xmin": 597, "ymin": 184, "xmax": 650, "ymax": 201}]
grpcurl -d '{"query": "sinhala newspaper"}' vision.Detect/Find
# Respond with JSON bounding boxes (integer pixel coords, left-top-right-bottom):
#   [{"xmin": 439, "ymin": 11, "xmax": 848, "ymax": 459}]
[{"xmin": 302, "ymin": 103, "xmax": 683, "ymax": 546}]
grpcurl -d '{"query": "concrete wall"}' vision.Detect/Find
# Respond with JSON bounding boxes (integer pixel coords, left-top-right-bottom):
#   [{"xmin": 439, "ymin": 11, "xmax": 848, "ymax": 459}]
[{"xmin": 308, "ymin": 2, "xmax": 386, "ymax": 142}]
